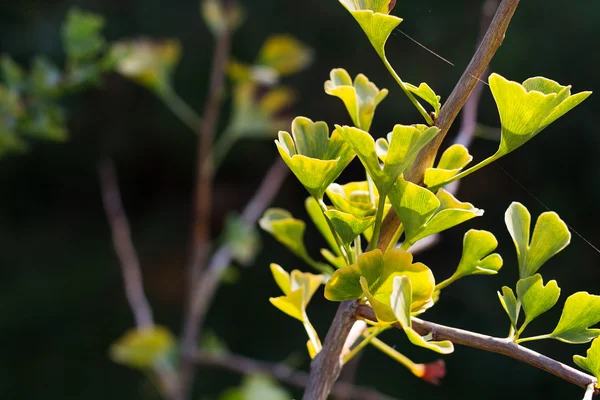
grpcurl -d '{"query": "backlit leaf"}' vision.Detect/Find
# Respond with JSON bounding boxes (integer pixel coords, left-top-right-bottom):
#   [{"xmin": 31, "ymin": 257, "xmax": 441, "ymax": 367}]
[
  {"xmin": 574, "ymin": 337, "xmax": 600, "ymax": 381},
  {"xmin": 516, "ymin": 274, "xmax": 560, "ymax": 329},
  {"xmin": 498, "ymin": 286, "xmax": 519, "ymax": 328},
  {"xmin": 324, "ymin": 209, "xmax": 376, "ymax": 245},
  {"xmin": 551, "ymin": 292, "xmax": 600, "ymax": 344},
  {"xmin": 110, "ymin": 326, "xmax": 176, "ymax": 370}
]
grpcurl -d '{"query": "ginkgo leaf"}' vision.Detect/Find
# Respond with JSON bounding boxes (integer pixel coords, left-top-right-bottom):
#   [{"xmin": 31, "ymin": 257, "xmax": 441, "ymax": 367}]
[
  {"xmin": 257, "ymin": 35, "xmax": 313, "ymax": 77},
  {"xmin": 388, "ymin": 178, "xmax": 483, "ymax": 248},
  {"xmin": 505, "ymin": 202, "xmax": 571, "ymax": 279},
  {"xmin": 324, "ymin": 209, "xmax": 376, "ymax": 245},
  {"xmin": 498, "ymin": 286, "xmax": 519, "ymax": 329},
  {"xmin": 325, "ymin": 249, "xmax": 434, "ymax": 315},
  {"xmin": 260, "ymin": 208, "xmax": 333, "ymax": 274},
  {"xmin": 574, "ymin": 337, "xmax": 600, "ymax": 381},
  {"xmin": 516, "ymin": 274, "xmax": 560, "ymax": 332},
  {"xmin": 437, "ymin": 230, "xmax": 502, "ymax": 290},
  {"xmin": 550, "ymin": 292, "xmax": 600, "ymax": 344},
  {"xmin": 276, "ymin": 117, "xmax": 355, "ymax": 199},
  {"xmin": 325, "ymin": 68, "xmax": 388, "ymax": 131},
  {"xmin": 423, "ymin": 74, "xmax": 591, "ymax": 191},
  {"xmin": 110, "ymin": 326, "xmax": 176, "ymax": 370},
  {"xmin": 338, "ymin": 0, "xmax": 403, "ymax": 59},
  {"xmin": 406, "ymin": 82, "xmax": 441, "ymax": 118},
  {"xmin": 337, "ymin": 124, "xmax": 439, "ymax": 196},
  {"xmin": 270, "ymin": 287, "xmax": 306, "ymax": 322},
  {"xmin": 326, "ymin": 181, "xmax": 377, "ymax": 218},
  {"xmin": 391, "ymin": 276, "xmax": 454, "ymax": 354},
  {"xmin": 424, "ymin": 144, "xmax": 473, "ymax": 188}
]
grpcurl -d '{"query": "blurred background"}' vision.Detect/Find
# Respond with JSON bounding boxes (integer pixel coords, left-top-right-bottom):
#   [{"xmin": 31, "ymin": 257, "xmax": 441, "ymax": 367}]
[{"xmin": 1, "ymin": 0, "xmax": 599, "ymax": 399}]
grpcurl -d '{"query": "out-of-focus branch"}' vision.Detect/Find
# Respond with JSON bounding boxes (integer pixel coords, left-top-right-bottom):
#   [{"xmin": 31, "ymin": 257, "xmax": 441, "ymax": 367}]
[
  {"xmin": 99, "ymin": 159, "xmax": 180, "ymax": 400},
  {"xmin": 356, "ymin": 305, "xmax": 598, "ymax": 393},
  {"xmin": 196, "ymin": 350, "xmax": 398, "ymax": 400},
  {"xmin": 377, "ymin": 0, "xmax": 520, "ymax": 251},
  {"xmin": 184, "ymin": 158, "xmax": 288, "ymax": 347},
  {"xmin": 181, "ymin": 0, "xmax": 236, "ymax": 395},
  {"xmin": 99, "ymin": 159, "xmax": 154, "ymax": 329}
]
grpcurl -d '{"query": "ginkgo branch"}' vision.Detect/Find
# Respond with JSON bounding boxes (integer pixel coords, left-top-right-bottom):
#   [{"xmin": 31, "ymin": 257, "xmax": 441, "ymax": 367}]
[{"xmin": 357, "ymin": 305, "xmax": 598, "ymax": 392}]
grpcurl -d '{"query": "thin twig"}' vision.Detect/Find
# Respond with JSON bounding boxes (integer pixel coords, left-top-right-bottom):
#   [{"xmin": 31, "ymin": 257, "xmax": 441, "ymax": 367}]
[
  {"xmin": 181, "ymin": 1, "xmax": 235, "ymax": 395},
  {"xmin": 99, "ymin": 159, "xmax": 181, "ymax": 400},
  {"xmin": 195, "ymin": 351, "xmax": 398, "ymax": 400},
  {"xmin": 377, "ymin": 0, "xmax": 521, "ymax": 251},
  {"xmin": 99, "ymin": 159, "xmax": 154, "ymax": 329},
  {"xmin": 183, "ymin": 159, "xmax": 289, "ymax": 343},
  {"xmin": 356, "ymin": 305, "xmax": 598, "ymax": 392},
  {"xmin": 305, "ymin": 1, "xmax": 521, "ymax": 397}
]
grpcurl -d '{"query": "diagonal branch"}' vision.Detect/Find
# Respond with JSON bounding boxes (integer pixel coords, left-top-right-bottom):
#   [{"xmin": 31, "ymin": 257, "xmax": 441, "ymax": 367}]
[
  {"xmin": 195, "ymin": 350, "xmax": 398, "ymax": 400},
  {"xmin": 377, "ymin": 0, "xmax": 521, "ymax": 251},
  {"xmin": 356, "ymin": 305, "xmax": 598, "ymax": 392},
  {"xmin": 305, "ymin": 1, "xmax": 521, "ymax": 398},
  {"xmin": 99, "ymin": 159, "xmax": 154, "ymax": 329},
  {"xmin": 183, "ymin": 158, "xmax": 289, "ymax": 345}
]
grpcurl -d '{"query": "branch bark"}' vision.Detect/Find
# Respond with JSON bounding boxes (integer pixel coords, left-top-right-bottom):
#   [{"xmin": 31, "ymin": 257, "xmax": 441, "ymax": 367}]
[
  {"xmin": 356, "ymin": 305, "xmax": 598, "ymax": 392},
  {"xmin": 196, "ymin": 350, "xmax": 398, "ymax": 400},
  {"xmin": 377, "ymin": 0, "xmax": 520, "ymax": 251}
]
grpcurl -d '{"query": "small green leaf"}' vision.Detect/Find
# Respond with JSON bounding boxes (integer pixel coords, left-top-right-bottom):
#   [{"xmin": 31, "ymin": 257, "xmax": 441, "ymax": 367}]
[
  {"xmin": 498, "ymin": 286, "xmax": 519, "ymax": 328},
  {"xmin": 219, "ymin": 374, "xmax": 292, "ymax": 400},
  {"xmin": 424, "ymin": 144, "xmax": 473, "ymax": 188},
  {"xmin": 257, "ymin": 35, "xmax": 313, "ymax": 77},
  {"xmin": 324, "ymin": 209, "xmax": 375, "ymax": 245},
  {"xmin": 62, "ymin": 8, "xmax": 106, "ymax": 65},
  {"xmin": 505, "ymin": 202, "xmax": 571, "ymax": 279},
  {"xmin": 201, "ymin": 0, "xmax": 244, "ymax": 36},
  {"xmin": 269, "ymin": 264, "xmax": 324, "ymax": 322},
  {"xmin": 360, "ymin": 276, "xmax": 397, "ymax": 323},
  {"xmin": 325, "ymin": 249, "xmax": 434, "ymax": 314},
  {"xmin": 574, "ymin": 337, "xmax": 600, "ymax": 382},
  {"xmin": 325, "ymin": 68, "xmax": 388, "ymax": 131},
  {"xmin": 406, "ymin": 82, "xmax": 441, "ymax": 118},
  {"xmin": 391, "ymin": 276, "xmax": 454, "ymax": 354},
  {"xmin": 223, "ymin": 214, "xmax": 261, "ymax": 266},
  {"xmin": 276, "ymin": 117, "xmax": 355, "ymax": 199},
  {"xmin": 438, "ymin": 230, "xmax": 502, "ymax": 290},
  {"xmin": 388, "ymin": 178, "xmax": 483, "ymax": 247},
  {"xmin": 337, "ymin": 124, "xmax": 439, "ymax": 195},
  {"xmin": 338, "ymin": 0, "xmax": 403, "ymax": 59},
  {"xmin": 259, "ymin": 208, "xmax": 310, "ymax": 260},
  {"xmin": 516, "ymin": 274, "xmax": 560, "ymax": 331},
  {"xmin": 550, "ymin": 292, "xmax": 600, "ymax": 344},
  {"xmin": 110, "ymin": 326, "xmax": 176, "ymax": 370}
]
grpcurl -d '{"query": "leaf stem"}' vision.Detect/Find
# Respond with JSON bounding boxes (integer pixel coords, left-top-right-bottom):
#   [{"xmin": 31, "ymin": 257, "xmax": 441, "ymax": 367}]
[
  {"xmin": 368, "ymin": 195, "xmax": 388, "ymax": 251},
  {"xmin": 369, "ymin": 337, "xmax": 424, "ymax": 378},
  {"xmin": 429, "ymin": 153, "xmax": 500, "ymax": 192},
  {"xmin": 159, "ymin": 88, "xmax": 203, "ymax": 133},
  {"xmin": 304, "ymin": 321, "xmax": 323, "ymax": 354},
  {"xmin": 435, "ymin": 275, "xmax": 457, "ymax": 292},
  {"xmin": 318, "ymin": 199, "xmax": 352, "ymax": 265},
  {"xmin": 515, "ymin": 334, "xmax": 552, "ymax": 344},
  {"xmin": 381, "ymin": 56, "xmax": 433, "ymax": 126},
  {"xmin": 342, "ymin": 326, "xmax": 386, "ymax": 365}
]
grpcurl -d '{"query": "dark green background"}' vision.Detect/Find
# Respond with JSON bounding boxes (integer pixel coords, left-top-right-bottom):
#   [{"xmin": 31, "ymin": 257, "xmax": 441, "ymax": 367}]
[{"xmin": 1, "ymin": 0, "xmax": 599, "ymax": 399}]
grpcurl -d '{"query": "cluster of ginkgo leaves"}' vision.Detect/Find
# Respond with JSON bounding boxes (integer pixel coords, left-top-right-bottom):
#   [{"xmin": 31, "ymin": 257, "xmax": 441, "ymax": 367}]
[{"xmin": 261, "ymin": 0, "xmax": 600, "ymax": 392}]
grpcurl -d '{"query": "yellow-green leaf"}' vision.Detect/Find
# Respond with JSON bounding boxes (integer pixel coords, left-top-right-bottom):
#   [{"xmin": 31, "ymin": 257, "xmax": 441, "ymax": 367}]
[
  {"xmin": 257, "ymin": 35, "xmax": 313, "ymax": 77},
  {"xmin": 406, "ymin": 82, "xmax": 442, "ymax": 118},
  {"xmin": 424, "ymin": 144, "xmax": 473, "ymax": 188},
  {"xmin": 516, "ymin": 274, "xmax": 560, "ymax": 330},
  {"xmin": 109, "ymin": 326, "xmax": 176, "ymax": 370},
  {"xmin": 276, "ymin": 117, "xmax": 355, "ymax": 199},
  {"xmin": 574, "ymin": 337, "xmax": 600, "ymax": 382},
  {"xmin": 325, "ymin": 68, "xmax": 388, "ymax": 131},
  {"xmin": 550, "ymin": 292, "xmax": 600, "ymax": 344},
  {"xmin": 324, "ymin": 209, "xmax": 376, "ymax": 245},
  {"xmin": 498, "ymin": 286, "xmax": 519, "ymax": 329},
  {"xmin": 505, "ymin": 202, "xmax": 571, "ymax": 279}
]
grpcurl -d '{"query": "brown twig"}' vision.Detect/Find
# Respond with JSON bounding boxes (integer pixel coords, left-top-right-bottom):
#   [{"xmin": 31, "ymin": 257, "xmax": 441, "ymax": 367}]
[
  {"xmin": 377, "ymin": 0, "xmax": 520, "ymax": 251},
  {"xmin": 183, "ymin": 158, "xmax": 289, "ymax": 346},
  {"xmin": 99, "ymin": 159, "xmax": 181, "ymax": 399},
  {"xmin": 99, "ymin": 159, "xmax": 154, "ymax": 329},
  {"xmin": 181, "ymin": 1, "xmax": 235, "ymax": 395},
  {"xmin": 196, "ymin": 350, "xmax": 398, "ymax": 400},
  {"xmin": 356, "ymin": 305, "xmax": 598, "ymax": 392}
]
